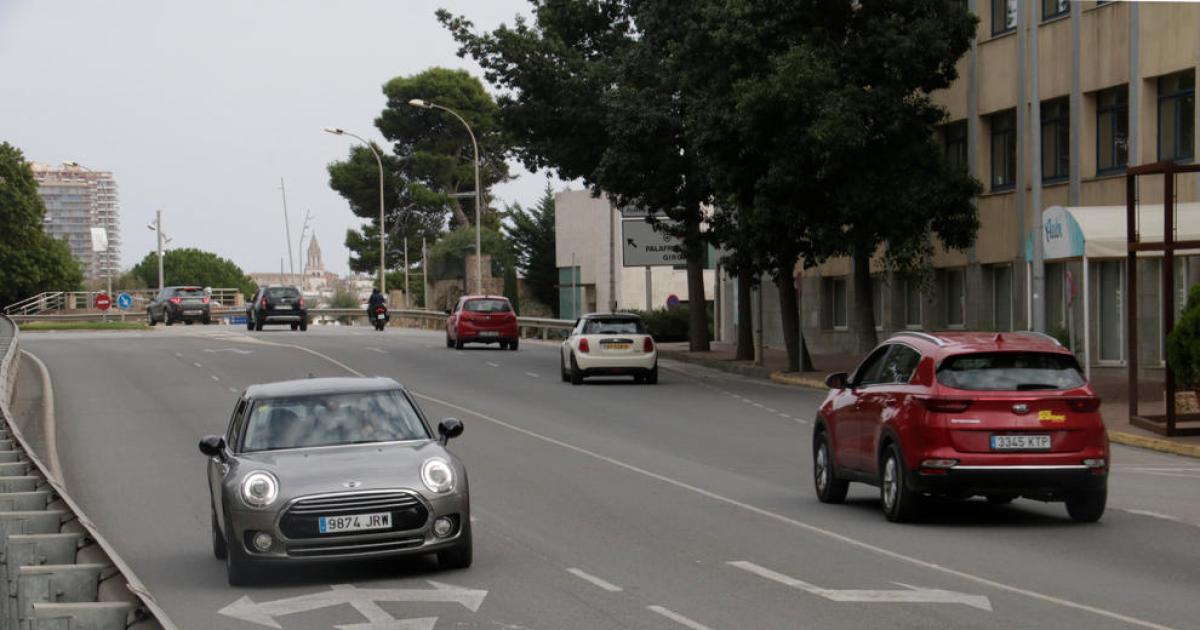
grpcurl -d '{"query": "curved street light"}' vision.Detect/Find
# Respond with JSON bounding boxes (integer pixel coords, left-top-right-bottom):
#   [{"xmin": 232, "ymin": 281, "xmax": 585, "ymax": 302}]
[
  {"xmin": 325, "ymin": 127, "xmax": 387, "ymax": 295},
  {"xmin": 408, "ymin": 99, "xmax": 483, "ymax": 295}
]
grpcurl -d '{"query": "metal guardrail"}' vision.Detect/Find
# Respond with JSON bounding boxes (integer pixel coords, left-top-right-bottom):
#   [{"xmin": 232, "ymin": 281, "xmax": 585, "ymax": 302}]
[
  {"xmin": 5, "ymin": 289, "xmax": 243, "ymax": 316},
  {"xmin": 0, "ymin": 315, "xmax": 174, "ymax": 630}
]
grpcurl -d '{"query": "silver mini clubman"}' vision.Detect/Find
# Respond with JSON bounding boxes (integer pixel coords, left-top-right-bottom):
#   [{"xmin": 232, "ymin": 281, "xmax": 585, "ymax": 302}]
[{"xmin": 199, "ymin": 377, "xmax": 471, "ymax": 586}]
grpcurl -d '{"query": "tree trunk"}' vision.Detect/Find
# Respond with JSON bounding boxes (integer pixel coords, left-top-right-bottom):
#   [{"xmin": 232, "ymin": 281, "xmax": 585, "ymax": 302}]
[
  {"xmin": 851, "ymin": 244, "xmax": 879, "ymax": 353},
  {"xmin": 798, "ymin": 276, "xmax": 815, "ymax": 372},
  {"xmin": 684, "ymin": 209, "xmax": 710, "ymax": 352},
  {"xmin": 451, "ymin": 200, "xmax": 470, "ymax": 228},
  {"xmin": 735, "ymin": 272, "xmax": 754, "ymax": 361},
  {"xmin": 776, "ymin": 261, "xmax": 802, "ymax": 372}
]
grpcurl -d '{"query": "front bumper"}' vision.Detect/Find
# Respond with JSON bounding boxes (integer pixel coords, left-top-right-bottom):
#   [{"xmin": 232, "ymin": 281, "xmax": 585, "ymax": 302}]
[
  {"xmin": 909, "ymin": 464, "xmax": 1107, "ymax": 497},
  {"xmin": 227, "ymin": 489, "xmax": 469, "ymax": 562}
]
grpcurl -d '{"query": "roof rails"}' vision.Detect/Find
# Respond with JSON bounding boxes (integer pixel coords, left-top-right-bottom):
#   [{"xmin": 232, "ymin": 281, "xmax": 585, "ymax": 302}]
[
  {"xmin": 1015, "ymin": 331, "xmax": 1063, "ymax": 347},
  {"xmin": 890, "ymin": 331, "xmax": 948, "ymax": 347}
]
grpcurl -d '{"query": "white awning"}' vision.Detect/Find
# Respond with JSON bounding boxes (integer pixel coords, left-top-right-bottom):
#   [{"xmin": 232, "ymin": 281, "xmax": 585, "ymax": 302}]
[{"xmin": 1027, "ymin": 202, "xmax": 1200, "ymax": 261}]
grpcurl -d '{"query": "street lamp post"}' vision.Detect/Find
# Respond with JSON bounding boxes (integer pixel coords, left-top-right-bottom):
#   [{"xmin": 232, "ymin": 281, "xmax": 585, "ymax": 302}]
[
  {"xmin": 145, "ymin": 210, "xmax": 167, "ymax": 291},
  {"xmin": 325, "ymin": 128, "xmax": 387, "ymax": 295},
  {"xmin": 408, "ymin": 99, "xmax": 483, "ymax": 295}
]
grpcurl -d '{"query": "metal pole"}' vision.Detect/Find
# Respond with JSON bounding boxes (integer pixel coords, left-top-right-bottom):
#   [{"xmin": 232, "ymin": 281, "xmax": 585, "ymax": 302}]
[
  {"xmin": 645, "ymin": 266, "xmax": 652, "ymax": 311},
  {"xmin": 753, "ymin": 278, "xmax": 764, "ymax": 366},
  {"xmin": 424, "ymin": 104, "xmax": 482, "ymax": 295},
  {"xmin": 403, "ymin": 237, "xmax": 410, "ymax": 309},
  {"xmin": 609, "ymin": 206, "xmax": 617, "ymax": 312},
  {"xmin": 279, "ymin": 178, "xmax": 296, "ymax": 287},
  {"xmin": 1030, "ymin": 8, "xmax": 1045, "ymax": 332},
  {"xmin": 572, "ymin": 252, "xmax": 578, "ymax": 318},
  {"xmin": 156, "ymin": 209, "xmax": 164, "ymax": 291},
  {"xmin": 422, "ymin": 237, "xmax": 429, "ymax": 309}
]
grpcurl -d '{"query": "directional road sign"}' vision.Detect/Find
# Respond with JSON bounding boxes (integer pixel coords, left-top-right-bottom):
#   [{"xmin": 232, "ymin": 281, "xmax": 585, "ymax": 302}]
[
  {"xmin": 94, "ymin": 293, "xmax": 112, "ymax": 311},
  {"xmin": 622, "ymin": 219, "xmax": 684, "ymax": 267},
  {"xmin": 117, "ymin": 292, "xmax": 133, "ymax": 310},
  {"xmin": 620, "ymin": 206, "xmax": 669, "ymax": 219}
]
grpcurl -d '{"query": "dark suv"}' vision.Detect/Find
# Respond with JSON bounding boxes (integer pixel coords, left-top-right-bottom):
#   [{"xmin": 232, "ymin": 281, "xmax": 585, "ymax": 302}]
[
  {"xmin": 814, "ymin": 331, "xmax": 1107, "ymax": 523},
  {"xmin": 247, "ymin": 286, "xmax": 308, "ymax": 331},
  {"xmin": 147, "ymin": 286, "xmax": 211, "ymax": 326}
]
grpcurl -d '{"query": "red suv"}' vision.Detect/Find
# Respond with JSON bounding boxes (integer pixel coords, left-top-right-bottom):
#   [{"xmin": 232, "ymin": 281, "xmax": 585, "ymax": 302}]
[
  {"xmin": 813, "ymin": 331, "xmax": 1107, "ymax": 523},
  {"xmin": 446, "ymin": 296, "xmax": 520, "ymax": 350}
]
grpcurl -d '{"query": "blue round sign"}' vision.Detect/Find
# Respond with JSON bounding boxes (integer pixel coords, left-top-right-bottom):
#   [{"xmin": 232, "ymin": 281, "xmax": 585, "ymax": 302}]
[
  {"xmin": 666, "ymin": 294, "xmax": 680, "ymax": 310},
  {"xmin": 117, "ymin": 292, "xmax": 133, "ymax": 310}
]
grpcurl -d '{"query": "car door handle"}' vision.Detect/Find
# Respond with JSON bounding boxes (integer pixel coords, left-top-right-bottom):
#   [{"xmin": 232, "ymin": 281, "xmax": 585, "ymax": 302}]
[{"xmin": 884, "ymin": 398, "xmax": 898, "ymax": 407}]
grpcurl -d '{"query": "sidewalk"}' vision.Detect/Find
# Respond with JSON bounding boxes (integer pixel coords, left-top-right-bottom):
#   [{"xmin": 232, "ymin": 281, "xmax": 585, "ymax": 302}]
[{"xmin": 658, "ymin": 341, "xmax": 1200, "ymax": 459}]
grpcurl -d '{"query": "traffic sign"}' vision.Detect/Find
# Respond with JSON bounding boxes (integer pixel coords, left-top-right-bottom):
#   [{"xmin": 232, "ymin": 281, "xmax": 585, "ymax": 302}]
[
  {"xmin": 94, "ymin": 293, "xmax": 112, "ymax": 311},
  {"xmin": 666, "ymin": 294, "xmax": 681, "ymax": 310},
  {"xmin": 117, "ymin": 292, "xmax": 133, "ymax": 310},
  {"xmin": 622, "ymin": 219, "xmax": 684, "ymax": 267}
]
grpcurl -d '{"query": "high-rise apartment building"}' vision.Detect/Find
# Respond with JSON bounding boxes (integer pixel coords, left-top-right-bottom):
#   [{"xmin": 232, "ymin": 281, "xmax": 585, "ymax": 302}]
[
  {"xmin": 732, "ymin": 0, "xmax": 1199, "ymax": 373},
  {"xmin": 30, "ymin": 162, "xmax": 121, "ymax": 280}
]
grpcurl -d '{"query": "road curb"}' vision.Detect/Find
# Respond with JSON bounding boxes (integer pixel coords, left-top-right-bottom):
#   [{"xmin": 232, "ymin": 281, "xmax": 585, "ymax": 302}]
[
  {"xmin": 1108, "ymin": 430, "xmax": 1200, "ymax": 459},
  {"xmin": 768, "ymin": 372, "xmax": 827, "ymax": 390},
  {"xmin": 657, "ymin": 349, "xmax": 775, "ymax": 380}
]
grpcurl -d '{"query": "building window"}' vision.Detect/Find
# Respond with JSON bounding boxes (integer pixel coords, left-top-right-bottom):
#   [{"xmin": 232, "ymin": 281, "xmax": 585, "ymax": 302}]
[
  {"xmin": 945, "ymin": 268, "xmax": 966, "ymax": 328},
  {"xmin": 824, "ymin": 277, "xmax": 848, "ymax": 330},
  {"xmin": 904, "ymin": 278, "xmax": 923, "ymax": 329},
  {"xmin": 943, "ymin": 120, "xmax": 968, "ymax": 172},
  {"xmin": 990, "ymin": 110, "xmax": 1017, "ymax": 190},
  {"xmin": 992, "ymin": 0, "xmax": 1016, "ymax": 35},
  {"xmin": 1041, "ymin": 98, "xmax": 1070, "ymax": 182},
  {"xmin": 1096, "ymin": 86, "xmax": 1129, "ymax": 174},
  {"xmin": 1158, "ymin": 71, "xmax": 1195, "ymax": 162},
  {"xmin": 1042, "ymin": 0, "xmax": 1068, "ymax": 20},
  {"xmin": 992, "ymin": 265, "xmax": 1013, "ymax": 331}
]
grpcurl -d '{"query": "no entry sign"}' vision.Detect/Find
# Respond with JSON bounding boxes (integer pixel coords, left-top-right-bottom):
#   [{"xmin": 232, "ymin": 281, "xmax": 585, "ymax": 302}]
[{"xmin": 94, "ymin": 293, "xmax": 112, "ymax": 311}]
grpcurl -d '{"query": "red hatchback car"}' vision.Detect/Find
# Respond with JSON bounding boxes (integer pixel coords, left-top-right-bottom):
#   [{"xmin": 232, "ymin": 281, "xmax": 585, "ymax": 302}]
[
  {"xmin": 446, "ymin": 295, "xmax": 520, "ymax": 350},
  {"xmin": 813, "ymin": 331, "xmax": 1107, "ymax": 523}
]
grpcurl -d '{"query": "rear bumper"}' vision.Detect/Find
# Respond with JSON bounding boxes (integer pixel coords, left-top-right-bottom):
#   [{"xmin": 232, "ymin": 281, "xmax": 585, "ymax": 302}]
[
  {"xmin": 576, "ymin": 352, "xmax": 657, "ymax": 374},
  {"xmin": 910, "ymin": 464, "xmax": 1107, "ymax": 496},
  {"xmin": 457, "ymin": 324, "xmax": 518, "ymax": 342},
  {"xmin": 169, "ymin": 305, "xmax": 210, "ymax": 320},
  {"xmin": 255, "ymin": 309, "xmax": 307, "ymax": 323}
]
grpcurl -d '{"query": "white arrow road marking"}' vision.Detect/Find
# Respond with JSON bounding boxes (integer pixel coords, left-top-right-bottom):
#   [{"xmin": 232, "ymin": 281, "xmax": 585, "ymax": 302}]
[
  {"xmin": 218, "ymin": 581, "xmax": 488, "ymax": 628},
  {"xmin": 203, "ymin": 348, "xmax": 254, "ymax": 355},
  {"xmin": 728, "ymin": 561, "xmax": 993, "ymax": 612}
]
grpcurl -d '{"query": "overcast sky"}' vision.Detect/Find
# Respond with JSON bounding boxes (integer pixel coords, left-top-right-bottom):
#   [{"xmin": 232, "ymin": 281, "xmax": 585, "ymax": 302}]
[{"xmin": 0, "ymin": 0, "xmax": 564, "ymax": 276}]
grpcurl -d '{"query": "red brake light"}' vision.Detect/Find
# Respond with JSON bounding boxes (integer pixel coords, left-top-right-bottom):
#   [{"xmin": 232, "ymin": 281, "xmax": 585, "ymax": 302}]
[
  {"xmin": 201, "ymin": 296, "xmax": 210, "ymax": 304},
  {"xmin": 299, "ymin": 296, "xmax": 305, "ymax": 307},
  {"xmin": 643, "ymin": 337, "xmax": 654, "ymax": 353},
  {"xmin": 261, "ymin": 297, "xmax": 268, "ymax": 308},
  {"xmin": 579, "ymin": 338, "xmax": 590, "ymax": 353},
  {"xmin": 169, "ymin": 297, "xmax": 181, "ymax": 305},
  {"xmin": 919, "ymin": 398, "xmax": 972, "ymax": 413},
  {"xmin": 1067, "ymin": 398, "xmax": 1101, "ymax": 413}
]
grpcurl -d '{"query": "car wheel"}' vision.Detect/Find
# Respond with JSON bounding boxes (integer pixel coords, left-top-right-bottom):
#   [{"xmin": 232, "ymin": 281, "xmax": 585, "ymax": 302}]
[
  {"xmin": 510, "ymin": 338, "xmax": 519, "ymax": 351},
  {"xmin": 634, "ymin": 374, "xmax": 645, "ymax": 384},
  {"xmin": 184, "ymin": 320, "xmax": 193, "ymax": 326},
  {"xmin": 164, "ymin": 311, "xmax": 173, "ymax": 326},
  {"xmin": 246, "ymin": 315, "xmax": 254, "ymax": 331},
  {"xmin": 561, "ymin": 354, "xmax": 570, "ymax": 382},
  {"xmin": 455, "ymin": 336, "xmax": 464, "ymax": 350},
  {"xmin": 813, "ymin": 430, "xmax": 850, "ymax": 504},
  {"xmin": 291, "ymin": 322, "xmax": 299, "ymax": 331},
  {"xmin": 211, "ymin": 511, "xmax": 227, "ymax": 560},
  {"xmin": 1064, "ymin": 488, "xmax": 1106, "ymax": 522},
  {"xmin": 299, "ymin": 320, "xmax": 308, "ymax": 332},
  {"xmin": 446, "ymin": 332, "xmax": 454, "ymax": 348},
  {"xmin": 570, "ymin": 353, "xmax": 583, "ymax": 385},
  {"xmin": 255, "ymin": 320, "xmax": 263, "ymax": 332},
  {"xmin": 147, "ymin": 311, "xmax": 156, "ymax": 326},
  {"xmin": 645, "ymin": 364, "xmax": 658, "ymax": 385},
  {"xmin": 202, "ymin": 316, "xmax": 212, "ymax": 325},
  {"xmin": 880, "ymin": 443, "xmax": 920, "ymax": 523},
  {"xmin": 437, "ymin": 522, "xmax": 473, "ymax": 569}
]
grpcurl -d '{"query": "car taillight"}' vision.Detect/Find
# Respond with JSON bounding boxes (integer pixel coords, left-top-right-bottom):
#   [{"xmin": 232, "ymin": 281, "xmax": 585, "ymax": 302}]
[
  {"xmin": 643, "ymin": 337, "xmax": 654, "ymax": 353},
  {"xmin": 919, "ymin": 398, "xmax": 972, "ymax": 413},
  {"xmin": 201, "ymin": 296, "xmax": 210, "ymax": 304},
  {"xmin": 1067, "ymin": 398, "xmax": 1101, "ymax": 413},
  {"xmin": 261, "ymin": 298, "xmax": 268, "ymax": 308},
  {"xmin": 579, "ymin": 338, "xmax": 590, "ymax": 353},
  {"xmin": 299, "ymin": 296, "xmax": 305, "ymax": 307},
  {"xmin": 169, "ymin": 297, "xmax": 181, "ymax": 305}
]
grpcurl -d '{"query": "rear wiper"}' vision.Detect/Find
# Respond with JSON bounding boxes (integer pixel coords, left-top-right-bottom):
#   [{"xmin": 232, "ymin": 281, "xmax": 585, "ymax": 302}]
[{"xmin": 1015, "ymin": 383, "xmax": 1057, "ymax": 391}]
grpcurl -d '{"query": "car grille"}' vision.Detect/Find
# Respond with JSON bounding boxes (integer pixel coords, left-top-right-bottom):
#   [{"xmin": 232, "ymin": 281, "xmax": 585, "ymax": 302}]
[
  {"xmin": 279, "ymin": 491, "xmax": 428, "ymax": 539},
  {"xmin": 287, "ymin": 535, "xmax": 426, "ymax": 558}
]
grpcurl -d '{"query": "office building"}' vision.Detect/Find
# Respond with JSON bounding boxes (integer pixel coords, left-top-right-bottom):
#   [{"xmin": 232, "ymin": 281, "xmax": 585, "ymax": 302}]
[{"xmin": 30, "ymin": 162, "xmax": 121, "ymax": 280}]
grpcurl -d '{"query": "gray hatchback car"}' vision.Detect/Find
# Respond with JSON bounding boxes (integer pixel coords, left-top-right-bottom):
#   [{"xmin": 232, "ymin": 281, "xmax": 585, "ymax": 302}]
[{"xmin": 199, "ymin": 377, "xmax": 471, "ymax": 585}]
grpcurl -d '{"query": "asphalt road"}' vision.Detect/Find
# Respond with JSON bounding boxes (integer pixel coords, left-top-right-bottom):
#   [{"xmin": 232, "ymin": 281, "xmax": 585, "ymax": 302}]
[{"xmin": 13, "ymin": 325, "xmax": 1200, "ymax": 630}]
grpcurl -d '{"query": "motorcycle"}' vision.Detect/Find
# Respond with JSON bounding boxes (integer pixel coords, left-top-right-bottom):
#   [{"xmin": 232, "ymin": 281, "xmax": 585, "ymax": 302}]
[{"xmin": 371, "ymin": 304, "xmax": 389, "ymax": 331}]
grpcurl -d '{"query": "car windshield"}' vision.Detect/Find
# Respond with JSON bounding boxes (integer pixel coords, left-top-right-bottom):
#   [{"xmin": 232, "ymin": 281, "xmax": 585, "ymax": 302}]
[
  {"xmin": 464, "ymin": 299, "xmax": 511, "ymax": 313},
  {"xmin": 584, "ymin": 318, "xmax": 645, "ymax": 335},
  {"xmin": 936, "ymin": 352, "xmax": 1086, "ymax": 391},
  {"xmin": 267, "ymin": 287, "xmax": 299, "ymax": 299},
  {"xmin": 240, "ymin": 390, "xmax": 430, "ymax": 451},
  {"xmin": 174, "ymin": 288, "xmax": 205, "ymax": 297}
]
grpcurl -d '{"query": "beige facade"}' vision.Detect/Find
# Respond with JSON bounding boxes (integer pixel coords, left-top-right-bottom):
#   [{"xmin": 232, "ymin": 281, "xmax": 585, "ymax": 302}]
[
  {"xmin": 787, "ymin": 0, "xmax": 1199, "ymax": 366},
  {"xmin": 31, "ymin": 162, "xmax": 121, "ymax": 280}
]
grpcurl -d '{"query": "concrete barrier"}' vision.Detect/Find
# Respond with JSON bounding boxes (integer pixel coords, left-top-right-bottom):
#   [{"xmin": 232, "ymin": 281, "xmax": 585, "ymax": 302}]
[{"xmin": 0, "ymin": 316, "xmax": 173, "ymax": 630}]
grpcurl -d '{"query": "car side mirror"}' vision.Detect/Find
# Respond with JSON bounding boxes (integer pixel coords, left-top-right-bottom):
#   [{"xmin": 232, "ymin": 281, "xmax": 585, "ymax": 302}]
[
  {"xmin": 825, "ymin": 372, "xmax": 849, "ymax": 390},
  {"xmin": 438, "ymin": 418, "xmax": 464, "ymax": 445},
  {"xmin": 198, "ymin": 435, "xmax": 227, "ymax": 459}
]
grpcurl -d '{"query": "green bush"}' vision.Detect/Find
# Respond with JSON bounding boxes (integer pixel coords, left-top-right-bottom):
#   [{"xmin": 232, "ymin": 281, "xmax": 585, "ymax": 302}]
[
  {"xmin": 1049, "ymin": 325, "xmax": 1072, "ymax": 351},
  {"xmin": 1167, "ymin": 300, "xmax": 1200, "ymax": 390},
  {"xmin": 626, "ymin": 305, "xmax": 712, "ymax": 342}
]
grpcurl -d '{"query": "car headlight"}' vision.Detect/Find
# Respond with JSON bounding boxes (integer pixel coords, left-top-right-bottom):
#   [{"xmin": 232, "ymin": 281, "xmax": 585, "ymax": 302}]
[
  {"xmin": 421, "ymin": 458, "xmax": 454, "ymax": 494},
  {"xmin": 240, "ymin": 471, "xmax": 279, "ymax": 508}
]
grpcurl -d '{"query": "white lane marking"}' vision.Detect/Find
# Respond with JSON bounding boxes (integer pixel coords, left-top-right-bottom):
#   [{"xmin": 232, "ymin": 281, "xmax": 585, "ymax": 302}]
[
  {"xmin": 20, "ymin": 350, "xmax": 64, "ymax": 484},
  {"xmin": 1127, "ymin": 471, "xmax": 1200, "ymax": 479},
  {"xmin": 174, "ymin": 352, "xmax": 182, "ymax": 358},
  {"xmin": 524, "ymin": 372, "xmax": 540, "ymax": 378},
  {"xmin": 365, "ymin": 347, "xmax": 387, "ymax": 354},
  {"xmin": 1114, "ymin": 466, "xmax": 1200, "ymax": 472},
  {"xmin": 219, "ymin": 581, "xmax": 487, "ymax": 627},
  {"xmin": 566, "ymin": 568, "xmax": 623, "ymax": 592},
  {"xmin": 486, "ymin": 362, "xmax": 500, "ymax": 368},
  {"xmin": 646, "ymin": 605, "xmax": 713, "ymax": 630},
  {"xmin": 1121, "ymin": 509, "xmax": 1184, "ymax": 523},
  {"xmin": 192, "ymin": 362, "xmax": 203, "ymax": 368},
  {"xmin": 728, "ymin": 561, "xmax": 992, "ymax": 611},
  {"xmin": 752, "ymin": 402, "xmax": 764, "ymax": 408},
  {"xmin": 210, "ymin": 375, "xmax": 220, "ymax": 382},
  {"xmin": 228, "ymin": 386, "xmax": 239, "ymax": 393},
  {"xmin": 764, "ymin": 407, "xmax": 777, "ymax": 413},
  {"xmin": 203, "ymin": 348, "xmax": 254, "ymax": 355},
  {"xmin": 232, "ymin": 335, "xmax": 1176, "ymax": 630}
]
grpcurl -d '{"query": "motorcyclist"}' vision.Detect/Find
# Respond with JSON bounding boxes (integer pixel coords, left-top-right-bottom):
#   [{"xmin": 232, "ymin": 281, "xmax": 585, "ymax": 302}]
[{"xmin": 367, "ymin": 288, "xmax": 387, "ymax": 323}]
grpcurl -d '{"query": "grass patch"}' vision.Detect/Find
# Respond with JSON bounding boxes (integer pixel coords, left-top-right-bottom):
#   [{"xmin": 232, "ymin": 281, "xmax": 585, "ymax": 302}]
[{"xmin": 19, "ymin": 321, "xmax": 149, "ymax": 332}]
